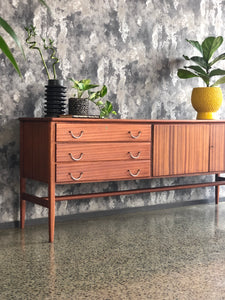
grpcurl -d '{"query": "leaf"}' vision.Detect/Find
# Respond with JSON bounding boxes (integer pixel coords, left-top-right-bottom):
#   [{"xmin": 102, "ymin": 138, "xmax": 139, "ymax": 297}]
[
  {"xmin": 86, "ymin": 84, "xmax": 99, "ymax": 90},
  {"xmin": 184, "ymin": 66, "xmax": 209, "ymax": 85},
  {"xmin": 100, "ymin": 85, "xmax": 107, "ymax": 97},
  {"xmin": 0, "ymin": 17, "xmax": 25, "ymax": 59},
  {"xmin": 0, "ymin": 35, "xmax": 22, "ymax": 76},
  {"xmin": 188, "ymin": 56, "xmax": 208, "ymax": 70},
  {"xmin": 184, "ymin": 65, "xmax": 207, "ymax": 76},
  {"xmin": 183, "ymin": 55, "xmax": 190, "ymax": 60},
  {"xmin": 177, "ymin": 69, "xmax": 199, "ymax": 79},
  {"xmin": 186, "ymin": 39, "xmax": 203, "ymax": 54},
  {"xmin": 211, "ymin": 76, "xmax": 225, "ymax": 86},
  {"xmin": 77, "ymin": 82, "xmax": 85, "ymax": 90},
  {"xmin": 39, "ymin": 0, "xmax": 51, "ymax": 11},
  {"xmin": 89, "ymin": 92, "xmax": 98, "ymax": 100},
  {"xmin": 209, "ymin": 69, "xmax": 225, "ymax": 77},
  {"xmin": 202, "ymin": 36, "xmax": 223, "ymax": 62},
  {"xmin": 209, "ymin": 53, "xmax": 225, "ymax": 66}
]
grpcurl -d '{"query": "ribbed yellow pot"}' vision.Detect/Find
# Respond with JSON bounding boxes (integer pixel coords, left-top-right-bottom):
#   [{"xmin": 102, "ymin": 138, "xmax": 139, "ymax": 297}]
[{"xmin": 191, "ymin": 87, "xmax": 223, "ymax": 120}]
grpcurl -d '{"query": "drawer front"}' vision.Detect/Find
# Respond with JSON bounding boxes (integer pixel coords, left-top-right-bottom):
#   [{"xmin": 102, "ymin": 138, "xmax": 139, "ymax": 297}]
[
  {"xmin": 56, "ymin": 160, "xmax": 151, "ymax": 183},
  {"xmin": 56, "ymin": 123, "xmax": 151, "ymax": 142},
  {"xmin": 56, "ymin": 142, "xmax": 151, "ymax": 162}
]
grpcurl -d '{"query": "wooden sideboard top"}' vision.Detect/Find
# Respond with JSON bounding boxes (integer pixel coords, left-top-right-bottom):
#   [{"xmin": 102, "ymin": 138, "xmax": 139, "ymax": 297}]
[{"xmin": 19, "ymin": 117, "xmax": 225, "ymax": 124}]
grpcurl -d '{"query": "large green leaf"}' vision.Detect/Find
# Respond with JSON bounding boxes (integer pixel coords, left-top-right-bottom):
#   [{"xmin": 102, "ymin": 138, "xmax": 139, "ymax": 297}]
[
  {"xmin": 184, "ymin": 65, "xmax": 209, "ymax": 85},
  {"xmin": 202, "ymin": 36, "xmax": 223, "ymax": 62},
  {"xmin": 0, "ymin": 35, "xmax": 21, "ymax": 76},
  {"xmin": 185, "ymin": 65, "xmax": 207, "ymax": 76},
  {"xmin": 209, "ymin": 68, "xmax": 225, "ymax": 77},
  {"xmin": 183, "ymin": 55, "xmax": 208, "ymax": 70},
  {"xmin": 211, "ymin": 75, "xmax": 225, "ymax": 86},
  {"xmin": 0, "ymin": 17, "xmax": 25, "ymax": 58},
  {"xmin": 186, "ymin": 39, "xmax": 203, "ymax": 54},
  {"xmin": 177, "ymin": 69, "xmax": 199, "ymax": 79},
  {"xmin": 209, "ymin": 53, "xmax": 225, "ymax": 66}
]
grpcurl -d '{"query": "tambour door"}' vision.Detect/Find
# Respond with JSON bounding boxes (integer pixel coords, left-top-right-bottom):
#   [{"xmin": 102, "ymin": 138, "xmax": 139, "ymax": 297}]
[{"xmin": 153, "ymin": 124, "xmax": 210, "ymax": 177}]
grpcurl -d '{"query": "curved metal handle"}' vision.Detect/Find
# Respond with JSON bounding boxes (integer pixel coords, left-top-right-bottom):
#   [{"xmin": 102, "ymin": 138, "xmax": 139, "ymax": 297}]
[
  {"xmin": 128, "ymin": 169, "xmax": 140, "ymax": 177},
  {"xmin": 69, "ymin": 130, "xmax": 84, "ymax": 139},
  {"xmin": 69, "ymin": 172, "xmax": 83, "ymax": 181},
  {"xmin": 128, "ymin": 131, "xmax": 141, "ymax": 139},
  {"xmin": 128, "ymin": 151, "xmax": 141, "ymax": 159},
  {"xmin": 69, "ymin": 152, "xmax": 84, "ymax": 161}
]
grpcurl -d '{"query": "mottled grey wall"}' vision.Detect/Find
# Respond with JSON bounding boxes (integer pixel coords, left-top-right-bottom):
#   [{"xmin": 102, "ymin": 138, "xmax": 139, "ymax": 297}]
[{"xmin": 1, "ymin": 0, "xmax": 225, "ymax": 223}]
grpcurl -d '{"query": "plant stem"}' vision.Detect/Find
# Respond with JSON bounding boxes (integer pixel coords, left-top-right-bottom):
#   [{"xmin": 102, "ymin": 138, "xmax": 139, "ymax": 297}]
[{"xmin": 25, "ymin": 26, "xmax": 50, "ymax": 79}]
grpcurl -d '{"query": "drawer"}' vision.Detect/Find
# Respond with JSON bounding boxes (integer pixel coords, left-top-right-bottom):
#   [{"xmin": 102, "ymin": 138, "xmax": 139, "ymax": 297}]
[
  {"xmin": 56, "ymin": 123, "xmax": 151, "ymax": 142},
  {"xmin": 56, "ymin": 142, "xmax": 151, "ymax": 162},
  {"xmin": 56, "ymin": 160, "xmax": 151, "ymax": 183}
]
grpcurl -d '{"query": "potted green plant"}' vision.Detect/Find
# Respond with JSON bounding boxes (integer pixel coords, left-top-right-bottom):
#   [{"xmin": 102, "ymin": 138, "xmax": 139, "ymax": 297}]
[
  {"xmin": 177, "ymin": 36, "xmax": 225, "ymax": 119},
  {"xmin": 69, "ymin": 78, "xmax": 117, "ymax": 118},
  {"xmin": 25, "ymin": 24, "xmax": 66, "ymax": 117}
]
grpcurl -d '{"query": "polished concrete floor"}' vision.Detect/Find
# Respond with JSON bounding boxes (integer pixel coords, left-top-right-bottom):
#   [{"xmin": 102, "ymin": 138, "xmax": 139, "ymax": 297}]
[{"xmin": 1, "ymin": 202, "xmax": 225, "ymax": 299}]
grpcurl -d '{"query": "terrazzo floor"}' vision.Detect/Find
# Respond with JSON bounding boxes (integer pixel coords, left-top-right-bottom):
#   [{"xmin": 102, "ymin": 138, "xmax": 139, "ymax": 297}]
[{"xmin": 1, "ymin": 202, "xmax": 225, "ymax": 299}]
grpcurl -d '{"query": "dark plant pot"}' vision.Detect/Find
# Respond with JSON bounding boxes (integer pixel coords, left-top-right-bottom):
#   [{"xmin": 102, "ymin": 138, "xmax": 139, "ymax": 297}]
[
  {"xmin": 44, "ymin": 79, "xmax": 66, "ymax": 117},
  {"xmin": 68, "ymin": 98, "xmax": 89, "ymax": 116}
]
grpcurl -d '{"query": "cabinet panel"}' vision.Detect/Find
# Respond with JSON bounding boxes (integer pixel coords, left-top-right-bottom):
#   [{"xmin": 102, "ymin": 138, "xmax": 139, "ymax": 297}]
[
  {"xmin": 153, "ymin": 124, "xmax": 210, "ymax": 177},
  {"xmin": 22, "ymin": 121, "xmax": 50, "ymax": 182},
  {"xmin": 210, "ymin": 124, "xmax": 225, "ymax": 172}
]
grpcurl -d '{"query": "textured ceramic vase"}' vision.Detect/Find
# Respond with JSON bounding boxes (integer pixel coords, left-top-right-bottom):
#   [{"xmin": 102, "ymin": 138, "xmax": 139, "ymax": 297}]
[
  {"xmin": 68, "ymin": 98, "xmax": 89, "ymax": 116},
  {"xmin": 191, "ymin": 87, "xmax": 223, "ymax": 120},
  {"xmin": 44, "ymin": 79, "xmax": 66, "ymax": 117}
]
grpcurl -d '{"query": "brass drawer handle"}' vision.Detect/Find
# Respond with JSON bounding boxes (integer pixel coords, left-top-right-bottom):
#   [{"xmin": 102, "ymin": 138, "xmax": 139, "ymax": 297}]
[
  {"xmin": 69, "ymin": 152, "xmax": 84, "ymax": 161},
  {"xmin": 128, "ymin": 151, "xmax": 141, "ymax": 159},
  {"xmin": 128, "ymin": 169, "xmax": 140, "ymax": 177},
  {"xmin": 69, "ymin": 172, "xmax": 83, "ymax": 181},
  {"xmin": 69, "ymin": 130, "xmax": 84, "ymax": 139},
  {"xmin": 128, "ymin": 131, "xmax": 141, "ymax": 139}
]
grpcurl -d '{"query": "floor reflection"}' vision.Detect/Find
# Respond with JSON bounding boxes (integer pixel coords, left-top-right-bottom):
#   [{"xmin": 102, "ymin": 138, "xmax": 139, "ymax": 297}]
[{"xmin": 1, "ymin": 202, "xmax": 225, "ymax": 299}]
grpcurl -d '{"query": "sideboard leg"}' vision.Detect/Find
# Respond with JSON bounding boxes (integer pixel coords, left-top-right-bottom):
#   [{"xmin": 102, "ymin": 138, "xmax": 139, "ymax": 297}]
[
  {"xmin": 20, "ymin": 178, "xmax": 26, "ymax": 229},
  {"xmin": 215, "ymin": 174, "xmax": 220, "ymax": 205},
  {"xmin": 48, "ymin": 182, "xmax": 55, "ymax": 243}
]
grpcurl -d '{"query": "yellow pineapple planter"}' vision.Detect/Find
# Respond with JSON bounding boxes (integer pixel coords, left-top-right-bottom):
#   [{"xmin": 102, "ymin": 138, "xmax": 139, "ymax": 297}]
[{"xmin": 191, "ymin": 87, "xmax": 223, "ymax": 120}]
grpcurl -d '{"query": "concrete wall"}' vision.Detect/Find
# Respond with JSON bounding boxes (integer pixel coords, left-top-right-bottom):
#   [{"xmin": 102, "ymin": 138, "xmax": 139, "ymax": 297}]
[{"xmin": 1, "ymin": 0, "xmax": 225, "ymax": 223}]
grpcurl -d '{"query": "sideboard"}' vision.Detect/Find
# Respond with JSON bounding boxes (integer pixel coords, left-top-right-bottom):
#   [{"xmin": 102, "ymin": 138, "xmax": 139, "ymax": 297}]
[{"xmin": 20, "ymin": 118, "xmax": 225, "ymax": 242}]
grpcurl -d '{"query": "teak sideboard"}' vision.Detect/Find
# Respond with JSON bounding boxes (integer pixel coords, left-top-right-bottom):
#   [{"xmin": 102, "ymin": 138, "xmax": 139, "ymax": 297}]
[{"xmin": 20, "ymin": 118, "xmax": 225, "ymax": 242}]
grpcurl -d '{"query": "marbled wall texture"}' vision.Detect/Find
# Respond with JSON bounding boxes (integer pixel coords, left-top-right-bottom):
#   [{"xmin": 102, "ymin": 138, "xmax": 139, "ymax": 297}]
[{"xmin": 1, "ymin": 0, "xmax": 225, "ymax": 223}]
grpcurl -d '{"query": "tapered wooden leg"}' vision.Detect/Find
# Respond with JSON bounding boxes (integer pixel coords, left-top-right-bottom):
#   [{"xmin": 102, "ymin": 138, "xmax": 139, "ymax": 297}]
[
  {"xmin": 215, "ymin": 174, "xmax": 220, "ymax": 205},
  {"xmin": 48, "ymin": 121, "xmax": 56, "ymax": 243},
  {"xmin": 20, "ymin": 178, "xmax": 26, "ymax": 229},
  {"xmin": 48, "ymin": 182, "xmax": 55, "ymax": 243}
]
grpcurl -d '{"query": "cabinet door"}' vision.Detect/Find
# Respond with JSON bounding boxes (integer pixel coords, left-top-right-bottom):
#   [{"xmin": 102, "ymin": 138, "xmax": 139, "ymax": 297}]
[
  {"xmin": 210, "ymin": 124, "xmax": 225, "ymax": 172},
  {"xmin": 153, "ymin": 124, "xmax": 210, "ymax": 177}
]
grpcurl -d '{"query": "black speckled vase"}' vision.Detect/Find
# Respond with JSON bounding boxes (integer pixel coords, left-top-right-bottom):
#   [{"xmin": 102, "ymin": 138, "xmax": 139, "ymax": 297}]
[
  {"xmin": 44, "ymin": 79, "xmax": 66, "ymax": 117},
  {"xmin": 68, "ymin": 98, "xmax": 89, "ymax": 116}
]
